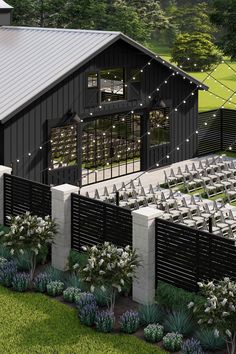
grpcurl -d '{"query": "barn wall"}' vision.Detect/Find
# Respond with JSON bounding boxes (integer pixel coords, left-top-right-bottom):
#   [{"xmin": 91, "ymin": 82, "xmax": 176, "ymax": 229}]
[{"xmin": 2, "ymin": 39, "xmax": 198, "ymax": 184}]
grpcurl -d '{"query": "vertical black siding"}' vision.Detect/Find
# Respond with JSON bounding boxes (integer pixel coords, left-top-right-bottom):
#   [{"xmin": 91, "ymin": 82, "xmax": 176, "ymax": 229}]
[{"xmin": 3, "ymin": 39, "xmax": 199, "ymax": 183}]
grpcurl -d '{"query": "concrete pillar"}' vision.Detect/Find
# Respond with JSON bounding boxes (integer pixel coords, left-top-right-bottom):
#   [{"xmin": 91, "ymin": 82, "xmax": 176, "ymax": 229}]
[
  {"xmin": 0, "ymin": 165, "xmax": 12, "ymax": 225},
  {"xmin": 132, "ymin": 207, "xmax": 163, "ymax": 304},
  {"xmin": 51, "ymin": 183, "xmax": 79, "ymax": 271}
]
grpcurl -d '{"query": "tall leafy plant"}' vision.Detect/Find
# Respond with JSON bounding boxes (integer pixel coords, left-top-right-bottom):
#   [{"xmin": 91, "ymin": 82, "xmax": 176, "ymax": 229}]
[
  {"xmin": 3, "ymin": 213, "xmax": 57, "ymax": 280},
  {"xmin": 74, "ymin": 242, "xmax": 140, "ymax": 312}
]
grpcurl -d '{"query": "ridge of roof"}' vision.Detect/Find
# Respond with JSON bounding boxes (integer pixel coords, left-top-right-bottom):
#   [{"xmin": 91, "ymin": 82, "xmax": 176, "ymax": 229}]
[{"xmin": 2, "ymin": 26, "xmax": 121, "ymax": 35}]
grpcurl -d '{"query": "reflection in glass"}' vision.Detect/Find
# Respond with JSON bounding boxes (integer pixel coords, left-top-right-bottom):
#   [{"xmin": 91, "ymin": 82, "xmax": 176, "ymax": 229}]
[
  {"xmin": 100, "ymin": 68, "xmax": 125, "ymax": 102},
  {"xmin": 149, "ymin": 110, "xmax": 170, "ymax": 147}
]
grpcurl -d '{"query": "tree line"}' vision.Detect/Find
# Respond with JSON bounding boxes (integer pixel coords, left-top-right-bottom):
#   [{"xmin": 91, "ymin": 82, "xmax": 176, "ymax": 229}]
[{"xmin": 8, "ymin": 0, "xmax": 236, "ymax": 70}]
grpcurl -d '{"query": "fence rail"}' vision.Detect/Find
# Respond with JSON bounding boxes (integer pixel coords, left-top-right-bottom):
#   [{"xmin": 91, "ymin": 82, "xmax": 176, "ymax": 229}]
[
  {"xmin": 155, "ymin": 218, "xmax": 236, "ymax": 292},
  {"xmin": 4, "ymin": 173, "xmax": 51, "ymax": 226},
  {"xmin": 71, "ymin": 194, "xmax": 132, "ymax": 251}
]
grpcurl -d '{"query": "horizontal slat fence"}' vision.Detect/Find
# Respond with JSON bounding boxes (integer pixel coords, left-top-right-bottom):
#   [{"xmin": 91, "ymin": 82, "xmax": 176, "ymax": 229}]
[
  {"xmin": 155, "ymin": 218, "xmax": 236, "ymax": 292},
  {"xmin": 222, "ymin": 108, "xmax": 236, "ymax": 151},
  {"xmin": 4, "ymin": 173, "xmax": 51, "ymax": 226},
  {"xmin": 198, "ymin": 110, "xmax": 221, "ymax": 156},
  {"xmin": 71, "ymin": 194, "xmax": 132, "ymax": 251}
]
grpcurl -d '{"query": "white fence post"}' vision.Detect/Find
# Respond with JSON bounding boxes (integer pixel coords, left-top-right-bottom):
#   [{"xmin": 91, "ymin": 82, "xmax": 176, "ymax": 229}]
[
  {"xmin": 0, "ymin": 165, "xmax": 12, "ymax": 225},
  {"xmin": 132, "ymin": 207, "xmax": 162, "ymax": 304},
  {"xmin": 51, "ymin": 183, "xmax": 79, "ymax": 271}
]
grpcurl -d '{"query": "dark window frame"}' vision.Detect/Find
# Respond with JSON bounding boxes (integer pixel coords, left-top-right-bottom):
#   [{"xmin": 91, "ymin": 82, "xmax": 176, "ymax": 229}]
[{"xmin": 87, "ymin": 72, "xmax": 98, "ymax": 88}]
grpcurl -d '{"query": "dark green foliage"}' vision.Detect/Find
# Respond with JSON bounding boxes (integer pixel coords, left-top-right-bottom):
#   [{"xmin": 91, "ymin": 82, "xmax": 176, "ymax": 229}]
[
  {"xmin": 120, "ymin": 310, "xmax": 140, "ymax": 334},
  {"xmin": 139, "ymin": 304, "xmax": 165, "ymax": 326},
  {"xmin": 156, "ymin": 281, "xmax": 204, "ymax": 311},
  {"xmin": 78, "ymin": 303, "xmax": 98, "ymax": 327},
  {"xmin": 11, "ymin": 272, "xmax": 30, "ymax": 292},
  {"xmin": 45, "ymin": 266, "xmax": 65, "ymax": 282},
  {"xmin": 95, "ymin": 310, "xmax": 115, "ymax": 333},
  {"xmin": 181, "ymin": 338, "xmax": 204, "ymax": 354},
  {"xmin": 66, "ymin": 274, "xmax": 87, "ymax": 292},
  {"xmin": 93, "ymin": 287, "xmax": 111, "ymax": 307},
  {"xmin": 0, "ymin": 244, "xmax": 11, "ymax": 259},
  {"xmin": 163, "ymin": 332, "xmax": 183, "ymax": 352},
  {"xmin": 196, "ymin": 328, "xmax": 226, "ymax": 351},
  {"xmin": 67, "ymin": 250, "xmax": 88, "ymax": 272},
  {"xmin": 210, "ymin": 0, "xmax": 236, "ymax": 59},
  {"xmin": 33, "ymin": 272, "xmax": 52, "ymax": 293},
  {"xmin": 171, "ymin": 33, "xmax": 222, "ymax": 71},
  {"xmin": 144, "ymin": 324, "xmax": 164, "ymax": 343},
  {"xmin": 164, "ymin": 310, "xmax": 195, "ymax": 336}
]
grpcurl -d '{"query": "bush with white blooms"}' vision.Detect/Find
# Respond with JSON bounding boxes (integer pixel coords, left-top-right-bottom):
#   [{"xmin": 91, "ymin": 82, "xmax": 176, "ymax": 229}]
[
  {"xmin": 3, "ymin": 212, "xmax": 57, "ymax": 280},
  {"xmin": 188, "ymin": 278, "xmax": 236, "ymax": 354},
  {"xmin": 74, "ymin": 242, "xmax": 140, "ymax": 311}
]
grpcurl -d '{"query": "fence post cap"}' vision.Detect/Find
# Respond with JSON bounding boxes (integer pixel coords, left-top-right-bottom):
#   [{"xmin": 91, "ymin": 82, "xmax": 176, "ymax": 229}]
[
  {"xmin": 0, "ymin": 165, "xmax": 12, "ymax": 174},
  {"xmin": 132, "ymin": 207, "xmax": 162, "ymax": 220},
  {"xmin": 51, "ymin": 183, "xmax": 79, "ymax": 193}
]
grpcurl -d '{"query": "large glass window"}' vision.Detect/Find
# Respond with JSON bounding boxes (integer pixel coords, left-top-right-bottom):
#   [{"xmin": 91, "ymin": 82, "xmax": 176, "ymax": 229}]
[
  {"xmin": 50, "ymin": 124, "xmax": 77, "ymax": 169},
  {"xmin": 100, "ymin": 68, "xmax": 125, "ymax": 102},
  {"xmin": 149, "ymin": 110, "xmax": 170, "ymax": 147}
]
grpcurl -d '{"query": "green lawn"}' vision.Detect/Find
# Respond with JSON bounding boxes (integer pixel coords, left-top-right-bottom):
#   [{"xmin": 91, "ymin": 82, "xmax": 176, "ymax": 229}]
[
  {"xmin": 146, "ymin": 41, "xmax": 236, "ymax": 112},
  {"xmin": 0, "ymin": 286, "xmax": 165, "ymax": 354}
]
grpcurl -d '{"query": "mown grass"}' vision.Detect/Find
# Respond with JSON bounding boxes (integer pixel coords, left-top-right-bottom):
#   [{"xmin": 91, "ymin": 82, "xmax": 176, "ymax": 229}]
[
  {"xmin": 146, "ymin": 41, "xmax": 236, "ymax": 112},
  {"xmin": 0, "ymin": 286, "xmax": 165, "ymax": 354}
]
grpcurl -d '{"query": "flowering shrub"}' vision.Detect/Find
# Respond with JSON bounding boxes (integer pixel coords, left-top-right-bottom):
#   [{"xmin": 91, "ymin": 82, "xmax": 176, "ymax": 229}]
[
  {"xmin": 63, "ymin": 287, "xmax": 81, "ymax": 303},
  {"xmin": 75, "ymin": 292, "xmax": 96, "ymax": 309},
  {"xmin": 95, "ymin": 310, "xmax": 115, "ymax": 333},
  {"xmin": 33, "ymin": 272, "xmax": 51, "ymax": 293},
  {"xmin": 189, "ymin": 278, "xmax": 236, "ymax": 354},
  {"xmin": 12, "ymin": 272, "xmax": 30, "ymax": 292},
  {"xmin": 75, "ymin": 242, "xmax": 140, "ymax": 311},
  {"xmin": 0, "ymin": 257, "xmax": 8, "ymax": 268},
  {"xmin": 163, "ymin": 332, "xmax": 183, "ymax": 352},
  {"xmin": 120, "ymin": 310, "xmax": 140, "ymax": 334},
  {"xmin": 46, "ymin": 281, "xmax": 64, "ymax": 297},
  {"xmin": 180, "ymin": 338, "xmax": 204, "ymax": 354},
  {"xmin": 4, "ymin": 213, "xmax": 57, "ymax": 280},
  {"xmin": 78, "ymin": 303, "xmax": 98, "ymax": 326},
  {"xmin": 144, "ymin": 324, "xmax": 164, "ymax": 343},
  {"xmin": 0, "ymin": 260, "xmax": 17, "ymax": 287}
]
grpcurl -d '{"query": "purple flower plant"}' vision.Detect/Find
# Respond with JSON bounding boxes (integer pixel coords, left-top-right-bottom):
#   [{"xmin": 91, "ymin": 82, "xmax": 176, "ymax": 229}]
[{"xmin": 120, "ymin": 310, "xmax": 140, "ymax": 333}]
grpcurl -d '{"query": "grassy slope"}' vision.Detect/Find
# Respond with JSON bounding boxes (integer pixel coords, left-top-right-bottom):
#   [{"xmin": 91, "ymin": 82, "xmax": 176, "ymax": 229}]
[
  {"xmin": 146, "ymin": 40, "xmax": 236, "ymax": 112},
  {"xmin": 0, "ymin": 286, "xmax": 165, "ymax": 354}
]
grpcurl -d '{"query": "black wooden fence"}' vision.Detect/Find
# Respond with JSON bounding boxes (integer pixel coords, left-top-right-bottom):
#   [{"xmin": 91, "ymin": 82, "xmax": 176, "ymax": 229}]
[
  {"xmin": 4, "ymin": 174, "xmax": 51, "ymax": 226},
  {"xmin": 71, "ymin": 194, "xmax": 132, "ymax": 251},
  {"xmin": 198, "ymin": 108, "xmax": 236, "ymax": 156},
  {"xmin": 155, "ymin": 218, "xmax": 236, "ymax": 292}
]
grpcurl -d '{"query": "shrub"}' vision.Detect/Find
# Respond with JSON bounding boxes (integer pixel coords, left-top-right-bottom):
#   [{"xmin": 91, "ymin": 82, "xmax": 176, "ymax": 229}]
[
  {"xmin": 76, "ymin": 243, "xmax": 140, "ymax": 311},
  {"xmin": 95, "ymin": 310, "xmax": 115, "ymax": 333},
  {"xmin": 15, "ymin": 251, "xmax": 31, "ymax": 271},
  {"xmin": 3, "ymin": 213, "xmax": 57, "ymax": 280},
  {"xmin": 163, "ymin": 332, "xmax": 183, "ymax": 352},
  {"xmin": 120, "ymin": 310, "xmax": 140, "ymax": 334},
  {"xmin": 196, "ymin": 328, "xmax": 226, "ymax": 351},
  {"xmin": 63, "ymin": 287, "xmax": 81, "ymax": 303},
  {"xmin": 33, "ymin": 272, "xmax": 51, "ymax": 293},
  {"xmin": 44, "ymin": 266, "xmax": 65, "ymax": 282},
  {"xmin": 139, "ymin": 304, "xmax": 164, "ymax": 326},
  {"xmin": 0, "ymin": 260, "xmax": 17, "ymax": 287},
  {"xmin": 46, "ymin": 281, "xmax": 64, "ymax": 297},
  {"xmin": 68, "ymin": 250, "xmax": 88, "ymax": 272},
  {"xmin": 78, "ymin": 303, "xmax": 98, "ymax": 326},
  {"xmin": 164, "ymin": 310, "xmax": 194, "ymax": 336},
  {"xmin": 93, "ymin": 287, "xmax": 112, "ymax": 307},
  {"xmin": 12, "ymin": 272, "xmax": 30, "ymax": 292},
  {"xmin": 0, "ymin": 244, "xmax": 11, "ymax": 259},
  {"xmin": 156, "ymin": 281, "xmax": 204, "ymax": 311},
  {"xmin": 144, "ymin": 324, "xmax": 164, "ymax": 343},
  {"xmin": 180, "ymin": 338, "xmax": 204, "ymax": 354},
  {"xmin": 66, "ymin": 274, "xmax": 87, "ymax": 292},
  {"xmin": 75, "ymin": 292, "xmax": 97, "ymax": 310},
  {"xmin": 0, "ymin": 257, "xmax": 8, "ymax": 268}
]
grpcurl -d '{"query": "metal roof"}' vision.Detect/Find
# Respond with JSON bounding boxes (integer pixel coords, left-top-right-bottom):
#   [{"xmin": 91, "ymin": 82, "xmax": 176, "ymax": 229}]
[
  {"xmin": 0, "ymin": 0, "xmax": 13, "ymax": 9},
  {"xmin": 0, "ymin": 26, "xmax": 207, "ymax": 124}
]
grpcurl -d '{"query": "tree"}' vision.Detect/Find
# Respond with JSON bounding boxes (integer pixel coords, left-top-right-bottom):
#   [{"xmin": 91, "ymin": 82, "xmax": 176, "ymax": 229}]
[
  {"xmin": 189, "ymin": 278, "xmax": 236, "ymax": 354},
  {"xmin": 210, "ymin": 0, "xmax": 236, "ymax": 59},
  {"xmin": 3, "ymin": 212, "xmax": 57, "ymax": 280},
  {"xmin": 171, "ymin": 32, "xmax": 222, "ymax": 71},
  {"xmin": 75, "ymin": 242, "xmax": 140, "ymax": 312}
]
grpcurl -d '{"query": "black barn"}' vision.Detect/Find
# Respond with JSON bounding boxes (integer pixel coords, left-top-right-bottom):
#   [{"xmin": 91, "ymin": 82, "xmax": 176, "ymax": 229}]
[{"xmin": 0, "ymin": 3, "xmax": 207, "ymax": 186}]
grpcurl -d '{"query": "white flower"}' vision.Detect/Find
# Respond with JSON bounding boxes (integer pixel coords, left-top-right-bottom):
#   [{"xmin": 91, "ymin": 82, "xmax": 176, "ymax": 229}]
[
  {"xmin": 125, "ymin": 245, "xmax": 130, "ymax": 251},
  {"xmin": 99, "ymin": 259, "xmax": 104, "ymax": 266},
  {"xmin": 90, "ymin": 285, "xmax": 95, "ymax": 293},
  {"xmin": 10, "ymin": 249, "xmax": 14, "ymax": 255},
  {"xmin": 19, "ymin": 249, "xmax": 24, "ymax": 255},
  {"xmin": 225, "ymin": 329, "xmax": 232, "ymax": 338},
  {"xmin": 81, "ymin": 246, "xmax": 87, "ymax": 251},
  {"xmin": 73, "ymin": 263, "xmax": 79, "ymax": 270},
  {"xmin": 222, "ymin": 312, "xmax": 229, "ymax": 317},
  {"xmin": 221, "ymin": 298, "xmax": 227, "ymax": 306},
  {"xmin": 100, "ymin": 285, "xmax": 106, "ymax": 292},
  {"xmin": 198, "ymin": 282, "xmax": 203, "ymax": 288},
  {"xmin": 187, "ymin": 302, "xmax": 194, "ymax": 309},
  {"xmin": 127, "ymin": 273, "xmax": 133, "ymax": 278},
  {"xmin": 214, "ymin": 329, "xmax": 219, "ymax": 338},
  {"xmin": 208, "ymin": 319, "xmax": 213, "ymax": 324},
  {"xmin": 120, "ymin": 279, "xmax": 124, "ymax": 286},
  {"xmin": 99, "ymin": 270, "xmax": 105, "ymax": 275}
]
